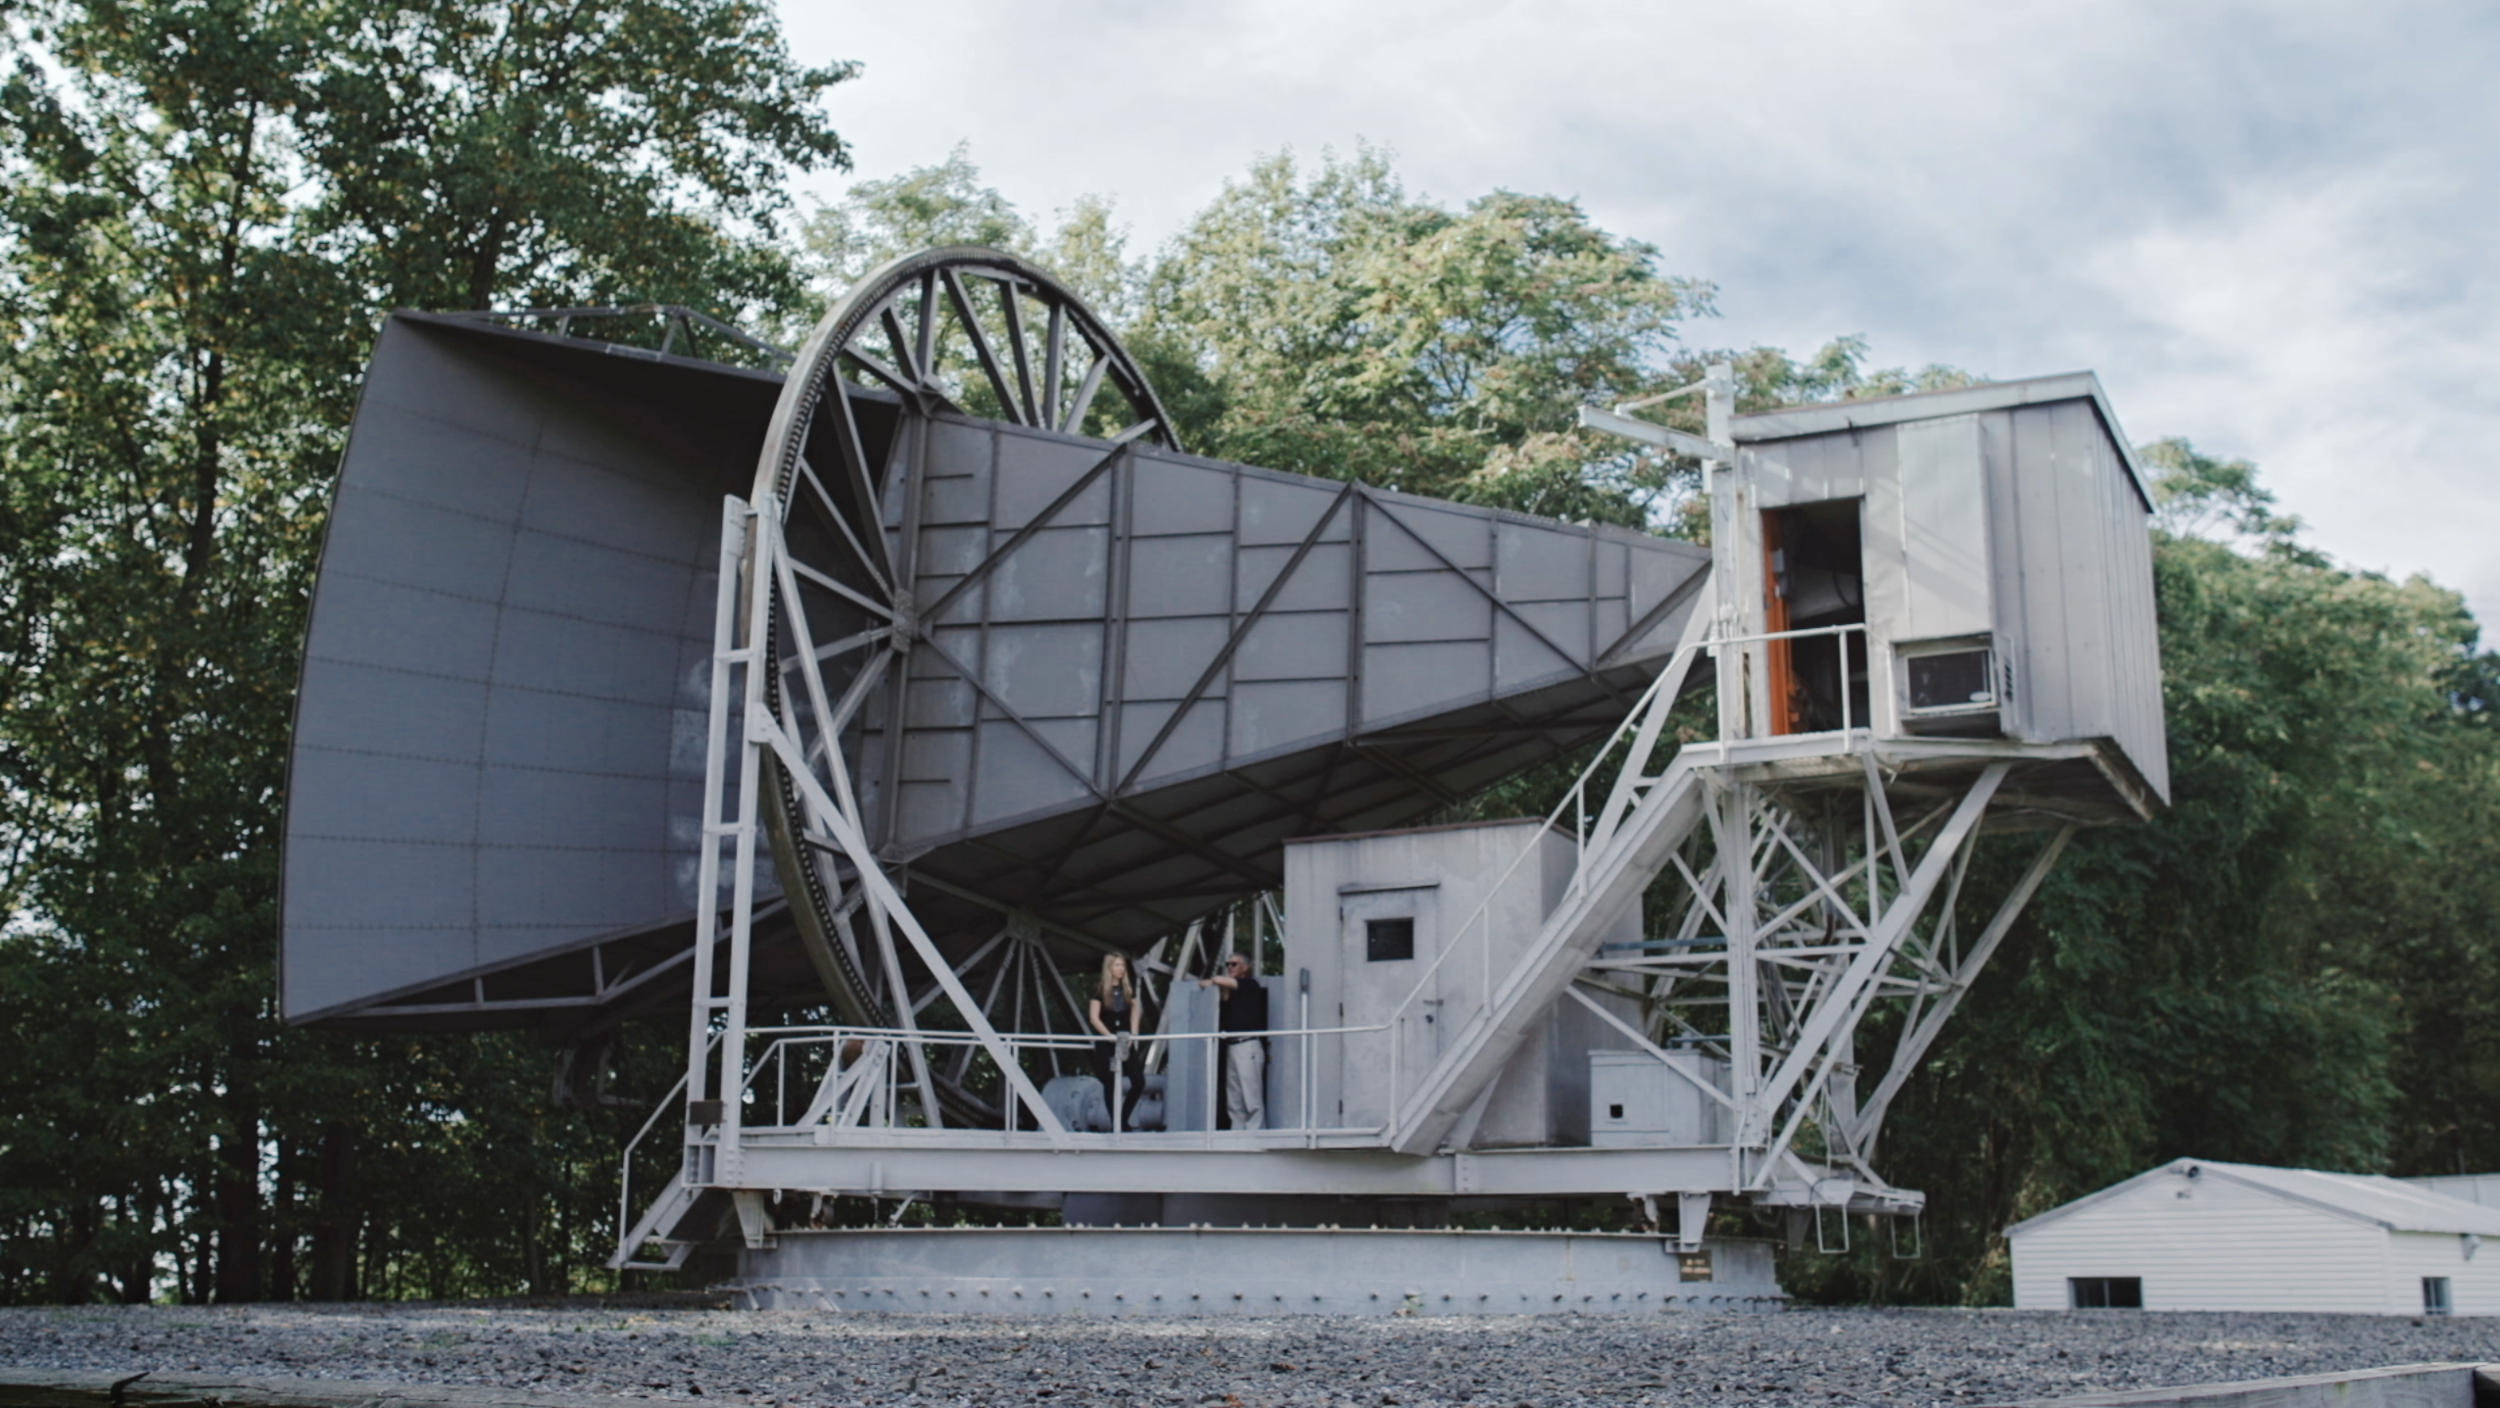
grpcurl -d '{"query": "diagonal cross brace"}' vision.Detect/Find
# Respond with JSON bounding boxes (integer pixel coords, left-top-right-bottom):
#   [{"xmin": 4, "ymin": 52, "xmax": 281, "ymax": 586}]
[
  {"xmin": 1388, "ymin": 750, "xmax": 1713, "ymax": 1155},
  {"xmin": 1846, "ymin": 823, "xmax": 2072, "ymax": 1156},
  {"xmin": 1737, "ymin": 763, "xmax": 2006, "ymax": 1147},
  {"xmin": 751, "ymin": 706, "xmax": 1071, "ymax": 1141}
]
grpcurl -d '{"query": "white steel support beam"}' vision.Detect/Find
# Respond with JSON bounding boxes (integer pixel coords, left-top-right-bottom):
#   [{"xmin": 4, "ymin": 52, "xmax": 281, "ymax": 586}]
[
  {"xmin": 755, "ymin": 709, "xmax": 1069, "ymax": 1140},
  {"xmin": 1385, "ymin": 623, "xmax": 1713, "ymax": 1156},
  {"xmin": 1737, "ymin": 762, "xmax": 2005, "ymax": 1149},
  {"xmin": 681, "ymin": 500, "xmax": 750, "ymax": 1147},
  {"xmin": 1846, "ymin": 823, "xmax": 2073, "ymax": 1156},
  {"xmin": 709, "ymin": 495, "xmax": 779, "ymax": 1184}
]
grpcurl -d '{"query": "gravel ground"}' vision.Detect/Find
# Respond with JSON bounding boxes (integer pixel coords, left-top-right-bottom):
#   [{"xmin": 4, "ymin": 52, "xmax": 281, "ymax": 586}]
[{"xmin": 3, "ymin": 1300, "xmax": 2497, "ymax": 1407}]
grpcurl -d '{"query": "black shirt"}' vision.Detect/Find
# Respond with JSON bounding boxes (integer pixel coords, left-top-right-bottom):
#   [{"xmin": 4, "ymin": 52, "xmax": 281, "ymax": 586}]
[{"xmin": 1218, "ymin": 973, "xmax": 1266, "ymax": 1036}]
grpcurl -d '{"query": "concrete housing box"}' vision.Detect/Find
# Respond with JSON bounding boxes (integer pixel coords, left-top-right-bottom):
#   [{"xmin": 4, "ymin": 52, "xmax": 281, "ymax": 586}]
[
  {"xmin": 1278, "ymin": 819, "xmax": 1637, "ymax": 1143},
  {"xmin": 1590, "ymin": 1049, "xmax": 1728, "ymax": 1148}
]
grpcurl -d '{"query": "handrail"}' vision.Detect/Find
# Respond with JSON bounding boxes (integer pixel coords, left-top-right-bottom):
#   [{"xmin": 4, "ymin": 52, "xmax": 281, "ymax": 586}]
[
  {"xmin": 1708, "ymin": 620, "xmax": 1883, "ymax": 749},
  {"xmin": 731, "ymin": 1020, "xmax": 1392, "ymax": 1137},
  {"xmin": 1374, "ymin": 637, "xmax": 1703, "ymax": 1116},
  {"xmin": 613, "ymin": 1030, "xmax": 713, "ymax": 1250}
]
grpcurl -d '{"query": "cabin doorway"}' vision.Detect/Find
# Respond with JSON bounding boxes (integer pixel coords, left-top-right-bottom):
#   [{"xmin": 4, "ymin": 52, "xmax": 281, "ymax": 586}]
[{"xmin": 1762, "ymin": 499, "xmax": 1867, "ymax": 734}]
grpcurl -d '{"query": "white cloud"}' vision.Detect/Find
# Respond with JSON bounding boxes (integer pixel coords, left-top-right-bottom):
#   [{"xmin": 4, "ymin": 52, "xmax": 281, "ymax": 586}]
[
  {"xmin": 2085, "ymin": 161, "xmax": 2500, "ymax": 619},
  {"xmin": 782, "ymin": 0, "xmax": 2500, "ymax": 627}
]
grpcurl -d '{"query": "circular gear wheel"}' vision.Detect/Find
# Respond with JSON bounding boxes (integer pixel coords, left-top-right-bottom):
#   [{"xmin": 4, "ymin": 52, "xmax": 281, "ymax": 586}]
[{"xmin": 744, "ymin": 246, "xmax": 1179, "ymax": 1046}]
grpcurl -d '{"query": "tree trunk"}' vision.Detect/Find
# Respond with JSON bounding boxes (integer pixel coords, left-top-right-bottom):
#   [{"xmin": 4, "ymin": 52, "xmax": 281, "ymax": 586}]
[
  {"xmin": 213, "ymin": 1107, "xmax": 263, "ymax": 1303},
  {"xmin": 116, "ymin": 1191, "xmax": 154, "ymax": 1304},
  {"xmin": 52, "ymin": 1201, "xmax": 97, "ymax": 1303},
  {"xmin": 268, "ymin": 1138, "xmax": 298, "ymax": 1301},
  {"xmin": 308, "ymin": 1122, "xmax": 357, "ymax": 1302}
]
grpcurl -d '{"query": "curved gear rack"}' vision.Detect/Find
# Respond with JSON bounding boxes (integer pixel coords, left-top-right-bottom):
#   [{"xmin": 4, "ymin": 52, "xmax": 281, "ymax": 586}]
[{"xmin": 746, "ymin": 249, "xmax": 1179, "ymax": 1028}]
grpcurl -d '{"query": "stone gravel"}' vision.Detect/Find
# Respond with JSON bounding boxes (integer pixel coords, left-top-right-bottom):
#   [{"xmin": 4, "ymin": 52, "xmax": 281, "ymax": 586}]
[{"xmin": 3, "ymin": 1300, "xmax": 2497, "ymax": 1407}]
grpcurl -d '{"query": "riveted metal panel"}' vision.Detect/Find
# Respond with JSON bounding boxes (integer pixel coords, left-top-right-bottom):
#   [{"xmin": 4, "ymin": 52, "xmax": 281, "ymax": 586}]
[
  {"xmin": 1238, "ymin": 477, "xmax": 1344, "ymax": 547},
  {"xmin": 289, "ymin": 315, "xmax": 1715, "ymax": 1029},
  {"xmin": 1126, "ymin": 536, "xmax": 1233, "ymax": 617},
  {"xmin": 1494, "ymin": 610, "xmax": 1585, "ymax": 690},
  {"xmin": 1130, "ymin": 459, "xmax": 1237, "ymax": 536},
  {"xmin": 283, "ymin": 315, "xmax": 774, "ymax": 1026},
  {"xmin": 1230, "ymin": 680, "xmax": 1348, "ymax": 756},
  {"xmin": 292, "ymin": 661, "xmax": 487, "ymax": 764},
  {"xmin": 986, "ymin": 528, "xmax": 1109, "ymax": 622},
  {"xmin": 1495, "ymin": 525, "xmax": 1593, "ymax": 602}
]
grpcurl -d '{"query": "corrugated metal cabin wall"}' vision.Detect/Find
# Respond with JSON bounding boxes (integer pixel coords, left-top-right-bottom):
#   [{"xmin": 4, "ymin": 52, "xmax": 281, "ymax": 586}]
[
  {"xmin": 1979, "ymin": 410, "xmax": 2035, "ymax": 740},
  {"xmin": 2098, "ymin": 421, "xmax": 2170, "ymax": 801},
  {"xmin": 1993, "ymin": 400, "xmax": 2168, "ymax": 800},
  {"xmin": 1279, "ymin": 834, "xmax": 1347, "ymax": 1131}
]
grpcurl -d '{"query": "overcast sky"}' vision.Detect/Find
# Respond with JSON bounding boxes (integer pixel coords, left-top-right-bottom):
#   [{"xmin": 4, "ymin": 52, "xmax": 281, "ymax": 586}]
[{"xmin": 777, "ymin": 0, "xmax": 2500, "ymax": 629}]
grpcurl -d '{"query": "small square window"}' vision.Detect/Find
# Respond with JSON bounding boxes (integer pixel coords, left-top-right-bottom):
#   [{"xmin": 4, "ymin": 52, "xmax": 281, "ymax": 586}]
[
  {"xmin": 2069, "ymin": 1276, "xmax": 2142, "ymax": 1309},
  {"xmin": 2424, "ymin": 1277, "xmax": 2452, "ymax": 1315},
  {"xmin": 1677, "ymin": 1250, "xmax": 1713, "ymax": 1282},
  {"xmin": 1365, "ymin": 917, "xmax": 1415, "ymax": 962}
]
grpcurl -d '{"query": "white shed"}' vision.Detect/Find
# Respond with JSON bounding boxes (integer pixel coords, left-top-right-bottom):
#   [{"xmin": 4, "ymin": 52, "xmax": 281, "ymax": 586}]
[{"xmin": 2006, "ymin": 1158, "xmax": 2500, "ymax": 1315}]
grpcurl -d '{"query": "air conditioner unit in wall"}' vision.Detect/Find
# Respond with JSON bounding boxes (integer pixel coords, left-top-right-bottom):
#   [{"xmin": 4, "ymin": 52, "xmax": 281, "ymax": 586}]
[{"xmin": 1896, "ymin": 635, "xmax": 2006, "ymax": 735}]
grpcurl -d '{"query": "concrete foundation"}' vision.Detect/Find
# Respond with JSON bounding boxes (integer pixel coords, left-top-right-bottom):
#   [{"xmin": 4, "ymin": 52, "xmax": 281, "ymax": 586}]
[{"xmin": 728, "ymin": 1227, "xmax": 1782, "ymax": 1315}]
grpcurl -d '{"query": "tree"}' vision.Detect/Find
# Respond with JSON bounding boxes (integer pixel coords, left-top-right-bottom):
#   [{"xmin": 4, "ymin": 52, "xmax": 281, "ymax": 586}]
[
  {"xmin": 1134, "ymin": 147, "xmax": 1708, "ymax": 523},
  {"xmin": 0, "ymin": 0, "xmax": 850, "ymax": 1302}
]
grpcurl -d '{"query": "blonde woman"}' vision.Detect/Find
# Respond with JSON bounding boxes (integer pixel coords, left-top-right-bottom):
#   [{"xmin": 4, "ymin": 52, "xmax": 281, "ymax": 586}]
[{"xmin": 1088, "ymin": 953, "xmax": 1146, "ymax": 1131}]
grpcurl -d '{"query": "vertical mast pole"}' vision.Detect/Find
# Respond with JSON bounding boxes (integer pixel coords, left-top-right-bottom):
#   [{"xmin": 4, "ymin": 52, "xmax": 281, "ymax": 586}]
[
  {"xmin": 685, "ymin": 498, "xmax": 752, "ymax": 1173},
  {"xmin": 715, "ymin": 493, "xmax": 780, "ymax": 1183}
]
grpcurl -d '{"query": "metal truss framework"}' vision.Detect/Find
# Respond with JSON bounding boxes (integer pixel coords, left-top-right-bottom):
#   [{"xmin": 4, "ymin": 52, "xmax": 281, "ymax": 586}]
[
  {"xmin": 612, "ymin": 485, "xmax": 2074, "ymax": 1270},
  {"xmin": 613, "ymin": 348, "xmax": 2089, "ymax": 1279}
]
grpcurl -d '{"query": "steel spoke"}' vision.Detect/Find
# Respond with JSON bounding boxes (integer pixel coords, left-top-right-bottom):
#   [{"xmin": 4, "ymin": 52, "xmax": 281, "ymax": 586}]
[
  {"xmin": 941, "ymin": 268, "xmax": 1025, "ymax": 424},
  {"xmin": 1061, "ymin": 351, "xmax": 1109, "ymax": 435},
  {"xmin": 996, "ymin": 277, "xmax": 1041, "ymax": 426}
]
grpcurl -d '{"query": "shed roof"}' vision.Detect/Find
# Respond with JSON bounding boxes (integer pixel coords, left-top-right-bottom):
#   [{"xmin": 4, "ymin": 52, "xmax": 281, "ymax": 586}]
[
  {"xmin": 1731, "ymin": 371, "xmax": 2154, "ymax": 512},
  {"xmin": 2006, "ymin": 1157, "xmax": 2500, "ymax": 1238}
]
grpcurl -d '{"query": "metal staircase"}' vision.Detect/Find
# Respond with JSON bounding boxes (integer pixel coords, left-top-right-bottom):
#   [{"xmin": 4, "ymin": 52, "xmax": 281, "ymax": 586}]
[{"xmin": 1387, "ymin": 754, "xmax": 1709, "ymax": 1155}]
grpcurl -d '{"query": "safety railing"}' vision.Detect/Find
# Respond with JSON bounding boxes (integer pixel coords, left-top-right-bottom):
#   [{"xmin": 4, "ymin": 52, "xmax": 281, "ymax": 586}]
[
  {"xmin": 1707, "ymin": 621, "xmax": 1884, "ymax": 750},
  {"xmin": 614, "ymin": 1030, "xmax": 714, "ymax": 1251},
  {"xmin": 1370, "ymin": 637, "xmax": 1704, "ymax": 1125},
  {"xmin": 728, "ymin": 1020, "xmax": 1390, "ymax": 1143}
]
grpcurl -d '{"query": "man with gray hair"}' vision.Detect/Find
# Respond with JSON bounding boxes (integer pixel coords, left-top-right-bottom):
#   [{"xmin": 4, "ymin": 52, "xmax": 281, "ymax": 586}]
[{"xmin": 1197, "ymin": 952, "xmax": 1267, "ymax": 1130}]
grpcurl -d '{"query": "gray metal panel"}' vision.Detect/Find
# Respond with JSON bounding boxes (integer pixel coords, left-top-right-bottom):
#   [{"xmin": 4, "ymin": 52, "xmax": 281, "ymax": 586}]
[
  {"xmin": 291, "ymin": 317, "xmax": 1715, "ymax": 1028},
  {"xmin": 2090, "ymin": 414, "xmax": 2170, "ymax": 801},
  {"xmin": 282, "ymin": 315, "xmax": 771, "ymax": 1024},
  {"xmin": 2045, "ymin": 402, "xmax": 2114, "ymax": 746},
  {"xmin": 1894, "ymin": 415, "xmax": 1992, "ymax": 642},
  {"xmin": 1746, "ymin": 425, "xmax": 1869, "ymax": 510},
  {"xmin": 1732, "ymin": 370, "xmax": 2151, "ymax": 510},
  {"xmin": 1979, "ymin": 411, "xmax": 2030, "ymax": 739},
  {"xmin": 1995, "ymin": 398, "xmax": 2168, "ymax": 802},
  {"xmin": 879, "ymin": 419, "xmax": 1707, "ymax": 850}
]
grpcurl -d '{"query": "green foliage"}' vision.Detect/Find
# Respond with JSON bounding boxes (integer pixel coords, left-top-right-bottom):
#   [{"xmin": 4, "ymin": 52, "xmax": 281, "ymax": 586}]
[
  {"xmin": 0, "ymin": 0, "xmax": 847, "ymax": 1302},
  {"xmin": 803, "ymin": 145, "xmax": 1978, "ymax": 538},
  {"xmin": 1133, "ymin": 148, "xmax": 1707, "ymax": 523}
]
